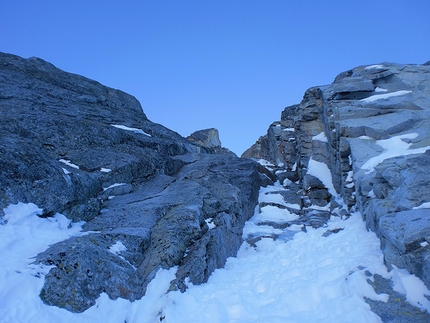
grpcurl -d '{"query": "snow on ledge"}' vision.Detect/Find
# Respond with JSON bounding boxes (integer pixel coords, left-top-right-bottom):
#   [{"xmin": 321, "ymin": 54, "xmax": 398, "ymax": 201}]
[
  {"xmin": 306, "ymin": 158, "xmax": 337, "ymax": 196},
  {"xmin": 312, "ymin": 132, "xmax": 328, "ymax": 143},
  {"xmin": 360, "ymin": 90, "xmax": 412, "ymax": 103},
  {"xmin": 413, "ymin": 202, "xmax": 430, "ymax": 210},
  {"xmin": 59, "ymin": 159, "xmax": 79, "ymax": 169},
  {"xmin": 255, "ymin": 159, "xmax": 275, "ymax": 167},
  {"xmin": 111, "ymin": 124, "xmax": 151, "ymax": 136},
  {"xmin": 361, "ymin": 133, "xmax": 430, "ymax": 173},
  {"xmin": 374, "ymin": 87, "xmax": 388, "ymax": 92},
  {"xmin": 103, "ymin": 183, "xmax": 127, "ymax": 191},
  {"xmin": 365, "ymin": 64, "xmax": 385, "ymax": 70}
]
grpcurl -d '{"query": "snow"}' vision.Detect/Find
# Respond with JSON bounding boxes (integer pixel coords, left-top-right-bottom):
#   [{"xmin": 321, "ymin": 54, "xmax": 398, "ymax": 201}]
[
  {"xmin": 251, "ymin": 205, "xmax": 299, "ymax": 223},
  {"xmin": 360, "ymin": 90, "xmax": 412, "ymax": 103},
  {"xmin": 111, "ymin": 124, "xmax": 151, "ymax": 136},
  {"xmin": 100, "ymin": 168, "xmax": 112, "ymax": 173},
  {"xmin": 391, "ymin": 265, "xmax": 430, "ymax": 311},
  {"xmin": 205, "ymin": 218, "xmax": 216, "ymax": 229},
  {"xmin": 2, "ymin": 186, "xmax": 430, "ymax": 322},
  {"xmin": 365, "ymin": 64, "xmax": 385, "ymax": 70},
  {"xmin": 103, "ymin": 182, "xmax": 127, "ymax": 191},
  {"xmin": 312, "ymin": 132, "xmax": 328, "ymax": 143},
  {"xmin": 358, "ymin": 135, "xmax": 373, "ymax": 140},
  {"xmin": 62, "ymin": 167, "xmax": 71, "ymax": 175},
  {"xmin": 283, "ymin": 127, "xmax": 295, "ymax": 132},
  {"xmin": 59, "ymin": 159, "xmax": 79, "ymax": 169},
  {"xmin": 306, "ymin": 158, "xmax": 337, "ymax": 197},
  {"xmin": 161, "ymin": 211, "xmax": 391, "ymax": 323},
  {"xmin": 259, "ymin": 187, "xmax": 300, "ymax": 210},
  {"xmin": 108, "ymin": 241, "xmax": 127, "ymax": 255},
  {"xmin": 254, "ymin": 159, "xmax": 274, "ymax": 167},
  {"xmin": 374, "ymin": 87, "xmax": 388, "ymax": 92},
  {"xmin": 361, "ymin": 133, "xmax": 430, "ymax": 173},
  {"xmin": 291, "ymin": 161, "xmax": 297, "ymax": 171},
  {"xmin": 413, "ymin": 202, "xmax": 430, "ymax": 209},
  {"xmin": 0, "ymin": 203, "xmax": 85, "ymax": 323},
  {"xmin": 345, "ymin": 170, "xmax": 354, "ymax": 183}
]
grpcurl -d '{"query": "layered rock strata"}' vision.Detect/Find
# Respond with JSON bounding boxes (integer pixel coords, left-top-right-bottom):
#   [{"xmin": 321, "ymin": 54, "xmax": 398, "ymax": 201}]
[
  {"xmin": 0, "ymin": 52, "xmax": 271, "ymax": 312},
  {"xmin": 243, "ymin": 62, "xmax": 430, "ymax": 289}
]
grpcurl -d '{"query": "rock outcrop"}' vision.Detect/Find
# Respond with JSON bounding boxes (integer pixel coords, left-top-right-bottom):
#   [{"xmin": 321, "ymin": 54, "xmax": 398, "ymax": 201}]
[
  {"xmin": 243, "ymin": 62, "xmax": 430, "ymax": 290},
  {"xmin": 0, "ymin": 52, "xmax": 271, "ymax": 312},
  {"xmin": 187, "ymin": 128, "xmax": 222, "ymax": 149}
]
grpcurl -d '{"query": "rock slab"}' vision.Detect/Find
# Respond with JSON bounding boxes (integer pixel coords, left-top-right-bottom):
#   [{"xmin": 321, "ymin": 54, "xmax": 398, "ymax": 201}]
[{"xmin": 0, "ymin": 52, "xmax": 271, "ymax": 312}]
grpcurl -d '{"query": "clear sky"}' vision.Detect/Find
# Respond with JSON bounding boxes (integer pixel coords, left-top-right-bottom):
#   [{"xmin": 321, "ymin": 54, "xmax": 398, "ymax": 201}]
[{"xmin": 1, "ymin": 1, "xmax": 429, "ymax": 155}]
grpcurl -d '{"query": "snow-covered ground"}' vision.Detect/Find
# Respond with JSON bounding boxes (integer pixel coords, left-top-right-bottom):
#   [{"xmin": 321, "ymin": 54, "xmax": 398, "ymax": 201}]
[{"xmin": 2, "ymin": 173, "xmax": 430, "ymax": 322}]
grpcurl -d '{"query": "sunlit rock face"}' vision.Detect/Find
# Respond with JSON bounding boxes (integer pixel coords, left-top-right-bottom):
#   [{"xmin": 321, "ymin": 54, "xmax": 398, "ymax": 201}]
[
  {"xmin": 0, "ymin": 52, "xmax": 271, "ymax": 312},
  {"xmin": 243, "ymin": 61, "xmax": 430, "ymax": 289}
]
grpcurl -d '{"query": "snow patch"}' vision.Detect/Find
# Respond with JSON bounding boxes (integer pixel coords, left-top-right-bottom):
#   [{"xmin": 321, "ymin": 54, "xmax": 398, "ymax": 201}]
[
  {"xmin": 374, "ymin": 87, "xmax": 388, "ymax": 92},
  {"xmin": 111, "ymin": 124, "xmax": 151, "ymax": 136},
  {"xmin": 306, "ymin": 158, "xmax": 337, "ymax": 196},
  {"xmin": 312, "ymin": 132, "xmax": 328, "ymax": 143},
  {"xmin": 0, "ymin": 203, "xmax": 85, "ymax": 323},
  {"xmin": 255, "ymin": 159, "xmax": 275, "ymax": 167},
  {"xmin": 100, "ymin": 168, "xmax": 112, "ymax": 173},
  {"xmin": 109, "ymin": 241, "xmax": 127, "ymax": 255},
  {"xmin": 413, "ymin": 202, "xmax": 430, "ymax": 210},
  {"xmin": 360, "ymin": 90, "xmax": 412, "ymax": 103},
  {"xmin": 365, "ymin": 64, "xmax": 385, "ymax": 70},
  {"xmin": 252, "ymin": 205, "xmax": 299, "ymax": 223},
  {"xmin": 345, "ymin": 170, "xmax": 354, "ymax": 183},
  {"xmin": 391, "ymin": 265, "xmax": 430, "ymax": 312},
  {"xmin": 205, "ymin": 218, "xmax": 216, "ymax": 230},
  {"xmin": 59, "ymin": 159, "xmax": 79, "ymax": 169},
  {"xmin": 2, "ymin": 188, "xmax": 430, "ymax": 322},
  {"xmin": 103, "ymin": 183, "xmax": 127, "ymax": 191},
  {"xmin": 361, "ymin": 133, "xmax": 430, "ymax": 173}
]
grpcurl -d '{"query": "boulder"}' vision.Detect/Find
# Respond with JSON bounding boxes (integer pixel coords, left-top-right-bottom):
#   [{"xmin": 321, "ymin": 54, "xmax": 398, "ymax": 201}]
[{"xmin": 187, "ymin": 128, "xmax": 222, "ymax": 148}]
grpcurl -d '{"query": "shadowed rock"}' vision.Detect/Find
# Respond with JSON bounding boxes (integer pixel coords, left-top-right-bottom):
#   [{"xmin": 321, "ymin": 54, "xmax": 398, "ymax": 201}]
[{"xmin": 0, "ymin": 52, "xmax": 271, "ymax": 312}]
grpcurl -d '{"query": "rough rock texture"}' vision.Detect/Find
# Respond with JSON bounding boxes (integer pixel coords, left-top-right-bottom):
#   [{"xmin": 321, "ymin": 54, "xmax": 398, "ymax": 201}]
[
  {"xmin": 187, "ymin": 127, "xmax": 235, "ymax": 155},
  {"xmin": 243, "ymin": 62, "xmax": 430, "ymax": 291},
  {"xmin": 0, "ymin": 52, "xmax": 271, "ymax": 312},
  {"xmin": 187, "ymin": 128, "xmax": 222, "ymax": 148}
]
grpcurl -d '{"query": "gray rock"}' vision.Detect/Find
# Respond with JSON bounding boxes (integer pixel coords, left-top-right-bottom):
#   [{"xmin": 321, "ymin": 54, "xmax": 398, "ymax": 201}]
[
  {"xmin": 187, "ymin": 128, "xmax": 222, "ymax": 148},
  {"xmin": 0, "ymin": 51, "xmax": 199, "ymax": 221},
  {"xmin": 0, "ymin": 52, "xmax": 271, "ymax": 313},
  {"xmin": 35, "ymin": 154, "xmax": 269, "ymax": 312},
  {"xmin": 365, "ymin": 274, "xmax": 430, "ymax": 323},
  {"xmin": 243, "ymin": 60, "xmax": 430, "ymax": 310}
]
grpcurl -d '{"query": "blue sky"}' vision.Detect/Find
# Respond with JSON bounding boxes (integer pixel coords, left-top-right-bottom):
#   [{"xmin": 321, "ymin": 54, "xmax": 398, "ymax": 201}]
[{"xmin": 1, "ymin": 1, "xmax": 429, "ymax": 155}]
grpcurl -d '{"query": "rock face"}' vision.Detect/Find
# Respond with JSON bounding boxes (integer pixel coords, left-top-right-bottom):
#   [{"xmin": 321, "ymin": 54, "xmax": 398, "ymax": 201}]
[
  {"xmin": 243, "ymin": 62, "xmax": 430, "ymax": 289},
  {"xmin": 0, "ymin": 52, "xmax": 271, "ymax": 312},
  {"xmin": 187, "ymin": 128, "xmax": 222, "ymax": 148}
]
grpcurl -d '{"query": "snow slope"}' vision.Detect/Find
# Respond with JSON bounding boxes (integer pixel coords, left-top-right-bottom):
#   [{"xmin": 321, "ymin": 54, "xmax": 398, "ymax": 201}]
[{"xmin": 1, "ymin": 182, "xmax": 430, "ymax": 322}]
